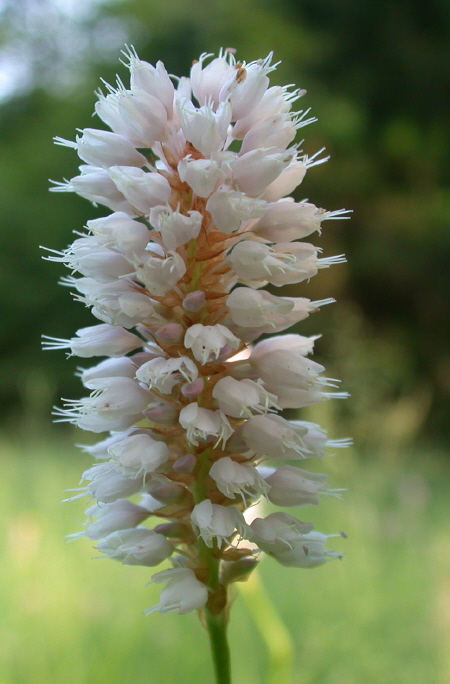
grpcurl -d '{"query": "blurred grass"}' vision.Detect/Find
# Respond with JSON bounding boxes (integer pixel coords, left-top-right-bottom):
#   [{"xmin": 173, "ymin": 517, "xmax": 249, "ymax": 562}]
[{"xmin": 1, "ymin": 435, "xmax": 449, "ymax": 684}]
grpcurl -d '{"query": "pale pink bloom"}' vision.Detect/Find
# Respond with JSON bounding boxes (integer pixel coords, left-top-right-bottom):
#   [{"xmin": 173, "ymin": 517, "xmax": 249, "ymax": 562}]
[
  {"xmin": 177, "ymin": 98, "xmax": 232, "ymax": 156},
  {"xmin": 132, "ymin": 246, "xmax": 186, "ymax": 296},
  {"xmin": 50, "ymin": 165, "xmax": 134, "ymax": 214},
  {"xmin": 190, "ymin": 51, "xmax": 236, "ymax": 108},
  {"xmin": 108, "ymin": 433, "xmax": 170, "ymax": 476},
  {"xmin": 178, "ymin": 403, "xmax": 233, "ymax": 448},
  {"xmin": 96, "ymin": 528, "xmax": 173, "ymax": 566},
  {"xmin": 55, "ymin": 128, "xmax": 147, "ymax": 169},
  {"xmin": 231, "ymin": 148, "xmax": 293, "ymax": 196},
  {"xmin": 184, "ymin": 323, "xmax": 240, "ymax": 365},
  {"xmin": 206, "ymin": 187, "xmax": 266, "ymax": 233},
  {"xmin": 239, "ymin": 414, "xmax": 310, "ymax": 459},
  {"xmin": 178, "ymin": 156, "xmax": 227, "ymax": 197},
  {"xmin": 212, "ymin": 376, "xmax": 280, "ymax": 418},
  {"xmin": 95, "ymin": 87, "xmax": 169, "ymax": 147},
  {"xmin": 146, "ymin": 568, "xmax": 208, "ymax": 615},
  {"xmin": 209, "ymin": 457, "xmax": 270, "ymax": 501},
  {"xmin": 84, "ymin": 499, "xmax": 150, "ymax": 539},
  {"xmin": 136, "ymin": 356, "xmax": 198, "ymax": 394},
  {"xmin": 87, "ymin": 212, "xmax": 150, "ymax": 254},
  {"xmin": 126, "ymin": 49, "xmax": 175, "ymax": 117},
  {"xmin": 108, "ymin": 166, "xmax": 171, "ymax": 214},
  {"xmin": 190, "ymin": 499, "xmax": 249, "ymax": 547},
  {"xmin": 262, "ymin": 158, "xmax": 307, "ymax": 201},
  {"xmin": 42, "ymin": 323, "xmax": 142, "ymax": 358},
  {"xmin": 149, "ymin": 205, "xmax": 202, "ymax": 250},
  {"xmin": 259, "ymin": 465, "xmax": 329, "ymax": 506}
]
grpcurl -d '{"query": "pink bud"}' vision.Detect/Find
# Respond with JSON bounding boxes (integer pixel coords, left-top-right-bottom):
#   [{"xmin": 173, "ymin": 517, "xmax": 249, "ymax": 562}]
[
  {"xmin": 155, "ymin": 323, "xmax": 184, "ymax": 343},
  {"xmin": 147, "ymin": 482, "xmax": 185, "ymax": 503},
  {"xmin": 172, "ymin": 453, "xmax": 197, "ymax": 473},
  {"xmin": 181, "ymin": 378, "xmax": 205, "ymax": 398},
  {"xmin": 182, "ymin": 290, "xmax": 206, "ymax": 312},
  {"xmin": 143, "ymin": 404, "xmax": 178, "ymax": 423}
]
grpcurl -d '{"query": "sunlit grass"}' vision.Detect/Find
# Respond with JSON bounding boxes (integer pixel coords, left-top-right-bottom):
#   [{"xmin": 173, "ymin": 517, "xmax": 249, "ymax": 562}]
[{"xmin": 1, "ymin": 435, "xmax": 448, "ymax": 683}]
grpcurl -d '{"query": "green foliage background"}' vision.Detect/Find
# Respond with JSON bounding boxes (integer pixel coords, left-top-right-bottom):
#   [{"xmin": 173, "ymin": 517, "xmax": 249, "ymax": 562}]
[
  {"xmin": 1, "ymin": 0, "xmax": 449, "ymax": 448},
  {"xmin": 1, "ymin": 1, "xmax": 450, "ymax": 682}
]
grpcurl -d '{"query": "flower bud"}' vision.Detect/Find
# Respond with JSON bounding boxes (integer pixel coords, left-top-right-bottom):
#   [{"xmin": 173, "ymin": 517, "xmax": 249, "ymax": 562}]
[
  {"xmin": 182, "ymin": 290, "xmax": 206, "ymax": 312},
  {"xmin": 172, "ymin": 453, "xmax": 197, "ymax": 473},
  {"xmin": 180, "ymin": 378, "xmax": 205, "ymax": 398},
  {"xmin": 154, "ymin": 323, "xmax": 185, "ymax": 344},
  {"xmin": 147, "ymin": 480, "xmax": 186, "ymax": 504},
  {"xmin": 220, "ymin": 557, "xmax": 259, "ymax": 585}
]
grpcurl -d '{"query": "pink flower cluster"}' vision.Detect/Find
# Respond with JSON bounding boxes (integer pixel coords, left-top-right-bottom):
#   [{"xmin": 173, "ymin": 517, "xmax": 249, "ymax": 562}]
[{"xmin": 45, "ymin": 48, "xmax": 350, "ymax": 616}]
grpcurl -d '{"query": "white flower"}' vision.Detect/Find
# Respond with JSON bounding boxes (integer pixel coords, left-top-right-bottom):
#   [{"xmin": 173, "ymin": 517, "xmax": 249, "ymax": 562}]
[
  {"xmin": 84, "ymin": 499, "xmax": 150, "ymax": 539},
  {"xmin": 49, "ymin": 48, "xmax": 351, "ymax": 610},
  {"xmin": 72, "ymin": 278, "xmax": 155, "ymax": 328},
  {"xmin": 184, "ymin": 324, "xmax": 240, "ymax": 365},
  {"xmin": 136, "ymin": 356, "xmax": 198, "ymax": 394},
  {"xmin": 132, "ymin": 246, "xmax": 186, "ymax": 296},
  {"xmin": 108, "ymin": 433, "xmax": 170, "ymax": 476},
  {"xmin": 178, "ymin": 403, "xmax": 233, "ymax": 448},
  {"xmin": 79, "ymin": 356, "xmax": 137, "ymax": 386},
  {"xmin": 231, "ymin": 148, "xmax": 293, "ymax": 196},
  {"xmin": 228, "ymin": 241, "xmax": 343, "ymax": 287},
  {"xmin": 108, "ymin": 166, "xmax": 171, "ymax": 215},
  {"xmin": 177, "ymin": 98, "xmax": 232, "ymax": 156},
  {"xmin": 86, "ymin": 212, "xmax": 151, "ymax": 254},
  {"xmin": 145, "ymin": 568, "xmax": 208, "ymax": 615},
  {"xmin": 218, "ymin": 53, "xmax": 275, "ymax": 121},
  {"xmin": 206, "ymin": 187, "xmax": 266, "ymax": 233},
  {"xmin": 239, "ymin": 414, "xmax": 310, "ymax": 459},
  {"xmin": 50, "ymin": 165, "xmax": 134, "ymax": 214},
  {"xmin": 43, "ymin": 323, "xmax": 142, "ymax": 358},
  {"xmin": 95, "ymin": 86, "xmax": 169, "ymax": 147},
  {"xmin": 259, "ymin": 465, "xmax": 329, "ymax": 506},
  {"xmin": 239, "ymin": 113, "xmax": 298, "ymax": 155},
  {"xmin": 81, "ymin": 462, "xmax": 144, "ymax": 503},
  {"xmin": 251, "ymin": 201, "xmax": 325, "ymax": 242},
  {"xmin": 190, "ymin": 499, "xmax": 249, "ymax": 547},
  {"xmin": 226, "ymin": 288, "xmax": 294, "ymax": 328},
  {"xmin": 212, "ymin": 376, "xmax": 280, "ymax": 418},
  {"xmin": 249, "ymin": 512, "xmax": 313, "ymax": 552},
  {"xmin": 46, "ymin": 237, "xmax": 131, "ymax": 282},
  {"xmin": 55, "ymin": 128, "xmax": 147, "ymax": 169},
  {"xmin": 96, "ymin": 528, "xmax": 173, "ymax": 566},
  {"xmin": 263, "ymin": 157, "xmax": 307, "ymax": 201},
  {"xmin": 126, "ymin": 50, "xmax": 175, "ymax": 117},
  {"xmin": 178, "ymin": 156, "xmax": 226, "ymax": 197},
  {"xmin": 289, "ymin": 420, "xmax": 353, "ymax": 457},
  {"xmin": 190, "ymin": 50, "xmax": 236, "ymax": 108},
  {"xmin": 149, "ymin": 205, "xmax": 202, "ymax": 250},
  {"xmin": 209, "ymin": 457, "xmax": 270, "ymax": 501}
]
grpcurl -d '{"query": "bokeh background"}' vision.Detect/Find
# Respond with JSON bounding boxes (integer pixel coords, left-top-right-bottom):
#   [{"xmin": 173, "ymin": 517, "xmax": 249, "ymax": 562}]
[{"xmin": 1, "ymin": 1, "xmax": 449, "ymax": 682}]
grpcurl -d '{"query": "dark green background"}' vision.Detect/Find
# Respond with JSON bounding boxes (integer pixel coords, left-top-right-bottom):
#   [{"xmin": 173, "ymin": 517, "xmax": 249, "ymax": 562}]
[{"xmin": 1, "ymin": 0, "xmax": 449, "ymax": 450}]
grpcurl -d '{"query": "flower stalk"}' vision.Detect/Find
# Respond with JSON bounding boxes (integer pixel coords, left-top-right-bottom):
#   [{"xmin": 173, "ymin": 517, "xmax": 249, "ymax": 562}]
[{"xmin": 46, "ymin": 47, "xmax": 351, "ymax": 680}]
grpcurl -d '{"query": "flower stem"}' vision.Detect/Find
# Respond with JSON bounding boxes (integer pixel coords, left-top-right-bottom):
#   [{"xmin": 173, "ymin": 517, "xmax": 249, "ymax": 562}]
[{"xmin": 205, "ymin": 605, "xmax": 232, "ymax": 684}]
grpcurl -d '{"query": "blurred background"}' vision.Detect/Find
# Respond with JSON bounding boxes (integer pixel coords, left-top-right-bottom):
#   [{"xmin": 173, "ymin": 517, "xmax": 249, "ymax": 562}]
[{"xmin": 0, "ymin": 1, "xmax": 449, "ymax": 682}]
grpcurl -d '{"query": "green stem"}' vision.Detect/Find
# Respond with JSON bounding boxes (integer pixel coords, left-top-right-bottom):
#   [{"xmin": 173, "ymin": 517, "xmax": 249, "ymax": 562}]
[
  {"xmin": 192, "ymin": 449, "xmax": 232, "ymax": 682},
  {"xmin": 205, "ymin": 606, "xmax": 232, "ymax": 684}
]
